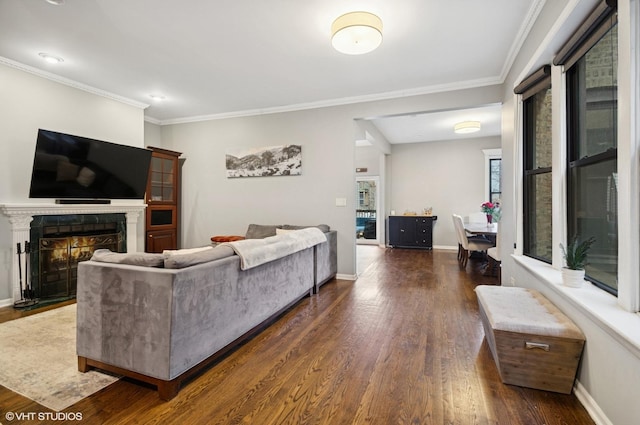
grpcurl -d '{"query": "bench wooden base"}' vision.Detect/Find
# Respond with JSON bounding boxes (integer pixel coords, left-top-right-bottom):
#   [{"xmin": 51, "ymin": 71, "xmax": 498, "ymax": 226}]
[{"xmin": 476, "ymin": 286, "xmax": 585, "ymax": 394}]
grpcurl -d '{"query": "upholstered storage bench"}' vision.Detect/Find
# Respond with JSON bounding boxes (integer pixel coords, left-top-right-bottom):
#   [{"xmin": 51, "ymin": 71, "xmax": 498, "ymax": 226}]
[{"xmin": 475, "ymin": 285, "xmax": 585, "ymax": 394}]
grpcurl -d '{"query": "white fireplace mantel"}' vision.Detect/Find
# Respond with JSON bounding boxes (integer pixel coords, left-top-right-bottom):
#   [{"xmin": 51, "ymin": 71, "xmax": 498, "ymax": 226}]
[{"xmin": 1, "ymin": 202, "xmax": 146, "ymax": 302}]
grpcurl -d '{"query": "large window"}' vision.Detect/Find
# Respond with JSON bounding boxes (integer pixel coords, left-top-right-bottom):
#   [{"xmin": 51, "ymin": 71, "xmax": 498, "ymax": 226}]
[
  {"xmin": 565, "ymin": 9, "xmax": 618, "ymax": 294},
  {"xmin": 517, "ymin": 66, "xmax": 553, "ymax": 262},
  {"xmin": 484, "ymin": 149, "xmax": 502, "ymax": 205},
  {"xmin": 489, "ymin": 158, "xmax": 502, "ymax": 204}
]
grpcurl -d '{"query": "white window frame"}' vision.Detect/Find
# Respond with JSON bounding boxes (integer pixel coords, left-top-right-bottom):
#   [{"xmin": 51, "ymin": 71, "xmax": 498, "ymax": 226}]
[{"xmin": 512, "ymin": 1, "xmax": 639, "ymax": 352}]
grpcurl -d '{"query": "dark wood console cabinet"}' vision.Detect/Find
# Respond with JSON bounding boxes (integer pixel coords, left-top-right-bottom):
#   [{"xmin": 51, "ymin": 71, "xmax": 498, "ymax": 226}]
[
  {"xmin": 145, "ymin": 147, "xmax": 182, "ymax": 253},
  {"xmin": 388, "ymin": 216, "xmax": 437, "ymax": 249}
]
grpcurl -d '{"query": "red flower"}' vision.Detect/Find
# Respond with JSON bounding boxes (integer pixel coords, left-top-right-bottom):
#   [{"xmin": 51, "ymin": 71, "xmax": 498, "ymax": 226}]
[{"xmin": 481, "ymin": 202, "xmax": 495, "ymax": 213}]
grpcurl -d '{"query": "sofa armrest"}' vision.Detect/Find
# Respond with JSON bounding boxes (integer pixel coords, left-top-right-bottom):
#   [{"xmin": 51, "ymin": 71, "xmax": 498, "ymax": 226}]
[
  {"xmin": 76, "ymin": 261, "xmax": 178, "ymax": 380},
  {"xmin": 315, "ymin": 230, "xmax": 337, "ymax": 291}
]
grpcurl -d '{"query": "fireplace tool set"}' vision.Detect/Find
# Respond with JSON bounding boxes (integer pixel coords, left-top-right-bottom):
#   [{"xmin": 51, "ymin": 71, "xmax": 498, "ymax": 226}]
[{"xmin": 14, "ymin": 241, "xmax": 38, "ymax": 309}]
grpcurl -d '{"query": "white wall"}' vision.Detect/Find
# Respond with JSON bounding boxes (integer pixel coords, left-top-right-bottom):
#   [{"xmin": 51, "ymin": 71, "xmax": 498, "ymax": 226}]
[
  {"xmin": 158, "ymin": 86, "xmax": 503, "ymax": 278},
  {"xmin": 499, "ymin": 1, "xmax": 640, "ymax": 424},
  {"xmin": 389, "ymin": 136, "xmax": 501, "ymax": 248},
  {"xmin": 0, "ymin": 63, "xmax": 146, "ymax": 302},
  {"xmin": 355, "ymin": 145, "xmax": 381, "ymax": 176},
  {"xmin": 144, "ymin": 121, "xmax": 162, "ymax": 147},
  {"xmin": 160, "ymin": 108, "xmax": 359, "ymax": 277}
]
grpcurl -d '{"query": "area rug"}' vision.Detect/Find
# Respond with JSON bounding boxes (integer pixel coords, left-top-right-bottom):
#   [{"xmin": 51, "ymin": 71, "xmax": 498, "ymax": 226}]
[{"xmin": 0, "ymin": 304, "xmax": 119, "ymax": 411}]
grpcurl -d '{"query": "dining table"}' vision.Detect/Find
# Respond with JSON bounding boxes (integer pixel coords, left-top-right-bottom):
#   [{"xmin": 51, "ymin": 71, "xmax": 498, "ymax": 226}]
[
  {"xmin": 463, "ymin": 222, "xmax": 498, "ymax": 270},
  {"xmin": 464, "ymin": 222, "xmax": 498, "ymax": 236}
]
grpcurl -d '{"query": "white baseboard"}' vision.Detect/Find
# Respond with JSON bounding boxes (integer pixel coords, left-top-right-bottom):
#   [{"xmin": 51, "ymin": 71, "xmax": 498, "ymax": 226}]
[
  {"xmin": 574, "ymin": 380, "xmax": 612, "ymax": 425},
  {"xmin": 0, "ymin": 298, "xmax": 14, "ymax": 308},
  {"xmin": 433, "ymin": 245, "xmax": 457, "ymax": 251},
  {"xmin": 336, "ymin": 273, "xmax": 357, "ymax": 281}
]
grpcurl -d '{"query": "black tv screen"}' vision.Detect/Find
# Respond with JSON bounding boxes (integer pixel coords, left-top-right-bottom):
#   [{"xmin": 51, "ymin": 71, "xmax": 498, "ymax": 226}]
[{"xmin": 29, "ymin": 129, "xmax": 152, "ymax": 200}]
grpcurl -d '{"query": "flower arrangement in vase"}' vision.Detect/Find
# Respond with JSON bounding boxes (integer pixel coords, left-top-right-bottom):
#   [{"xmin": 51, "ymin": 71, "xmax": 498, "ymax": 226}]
[{"xmin": 481, "ymin": 201, "xmax": 500, "ymax": 224}]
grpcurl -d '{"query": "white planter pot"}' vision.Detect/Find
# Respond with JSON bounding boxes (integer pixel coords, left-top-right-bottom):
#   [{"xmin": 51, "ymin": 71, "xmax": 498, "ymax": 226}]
[{"xmin": 562, "ymin": 268, "xmax": 585, "ymax": 288}]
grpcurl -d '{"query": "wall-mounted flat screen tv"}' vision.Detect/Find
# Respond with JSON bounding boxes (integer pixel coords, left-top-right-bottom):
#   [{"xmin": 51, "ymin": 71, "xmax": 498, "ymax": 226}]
[{"xmin": 29, "ymin": 129, "xmax": 152, "ymax": 200}]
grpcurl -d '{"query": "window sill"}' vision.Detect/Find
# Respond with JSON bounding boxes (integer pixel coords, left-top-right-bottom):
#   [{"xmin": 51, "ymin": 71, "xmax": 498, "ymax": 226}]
[{"xmin": 512, "ymin": 255, "xmax": 640, "ymax": 360}]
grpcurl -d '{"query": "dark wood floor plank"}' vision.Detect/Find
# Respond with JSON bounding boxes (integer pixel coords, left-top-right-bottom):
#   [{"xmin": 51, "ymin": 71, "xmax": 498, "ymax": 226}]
[{"xmin": 0, "ymin": 248, "xmax": 595, "ymax": 425}]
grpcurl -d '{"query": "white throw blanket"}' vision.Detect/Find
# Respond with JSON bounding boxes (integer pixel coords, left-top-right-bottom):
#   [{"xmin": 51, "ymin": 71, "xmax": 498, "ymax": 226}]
[{"xmin": 222, "ymin": 227, "xmax": 327, "ymax": 270}]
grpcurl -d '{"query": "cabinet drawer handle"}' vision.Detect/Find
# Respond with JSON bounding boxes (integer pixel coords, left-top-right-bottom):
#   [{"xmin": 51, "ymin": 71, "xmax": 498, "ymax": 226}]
[{"xmin": 525, "ymin": 342, "xmax": 550, "ymax": 351}]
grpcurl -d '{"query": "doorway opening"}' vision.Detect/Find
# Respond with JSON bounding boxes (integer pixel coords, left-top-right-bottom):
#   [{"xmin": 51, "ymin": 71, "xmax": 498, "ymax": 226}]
[{"xmin": 356, "ymin": 176, "xmax": 380, "ymax": 246}]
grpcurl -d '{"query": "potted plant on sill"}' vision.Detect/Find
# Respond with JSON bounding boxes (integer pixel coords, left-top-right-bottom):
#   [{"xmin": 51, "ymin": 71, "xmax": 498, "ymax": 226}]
[{"xmin": 560, "ymin": 236, "xmax": 596, "ymax": 288}]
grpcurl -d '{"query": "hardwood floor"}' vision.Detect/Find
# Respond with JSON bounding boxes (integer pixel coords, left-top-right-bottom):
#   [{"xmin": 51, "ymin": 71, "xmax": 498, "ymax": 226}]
[{"xmin": 0, "ymin": 249, "xmax": 595, "ymax": 424}]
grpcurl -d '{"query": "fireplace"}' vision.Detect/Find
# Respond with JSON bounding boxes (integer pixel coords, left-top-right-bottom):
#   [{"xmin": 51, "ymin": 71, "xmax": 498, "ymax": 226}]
[
  {"xmin": 31, "ymin": 214, "xmax": 126, "ymax": 299},
  {"xmin": 1, "ymin": 203, "xmax": 146, "ymax": 303}
]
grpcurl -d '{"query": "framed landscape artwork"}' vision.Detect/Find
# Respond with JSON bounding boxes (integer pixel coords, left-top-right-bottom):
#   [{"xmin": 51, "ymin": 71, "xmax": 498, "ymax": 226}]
[{"xmin": 225, "ymin": 144, "xmax": 302, "ymax": 178}]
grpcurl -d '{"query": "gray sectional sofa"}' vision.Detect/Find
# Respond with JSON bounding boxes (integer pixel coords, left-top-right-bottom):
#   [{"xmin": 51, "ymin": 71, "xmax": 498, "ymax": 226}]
[
  {"xmin": 76, "ymin": 226, "xmax": 335, "ymax": 400},
  {"xmin": 243, "ymin": 223, "xmax": 337, "ymax": 292}
]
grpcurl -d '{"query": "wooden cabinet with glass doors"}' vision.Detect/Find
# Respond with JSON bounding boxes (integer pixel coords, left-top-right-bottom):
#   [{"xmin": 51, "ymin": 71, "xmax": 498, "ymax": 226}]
[{"xmin": 145, "ymin": 147, "xmax": 182, "ymax": 253}]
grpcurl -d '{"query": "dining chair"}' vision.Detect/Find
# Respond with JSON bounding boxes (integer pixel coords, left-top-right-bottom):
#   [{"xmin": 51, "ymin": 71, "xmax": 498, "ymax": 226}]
[
  {"xmin": 468, "ymin": 212, "xmax": 486, "ymax": 224},
  {"xmin": 452, "ymin": 214, "xmax": 466, "ymax": 263},
  {"xmin": 452, "ymin": 214, "xmax": 494, "ymax": 268},
  {"xmin": 466, "ymin": 211, "xmax": 491, "ymax": 241}
]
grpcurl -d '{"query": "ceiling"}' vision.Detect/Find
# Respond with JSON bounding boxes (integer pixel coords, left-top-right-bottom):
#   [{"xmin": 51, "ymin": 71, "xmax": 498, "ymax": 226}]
[{"xmin": 0, "ymin": 0, "xmax": 544, "ymax": 143}]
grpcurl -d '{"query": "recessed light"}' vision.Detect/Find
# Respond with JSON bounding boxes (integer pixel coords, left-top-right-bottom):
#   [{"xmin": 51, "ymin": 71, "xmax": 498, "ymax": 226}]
[
  {"xmin": 45, "ymin": 0, "xmax": 65, "ymax": 5},
  {"xmin": 149, "ymin": 94, "xmax": 166, "ymax": 102},
  {"xmin": 38, "ymin": 52, "xmax": 64, "ymax": 64},
  {"xmin": 454, "ymin": 121, "xmax": 481, "ymax": 134}
]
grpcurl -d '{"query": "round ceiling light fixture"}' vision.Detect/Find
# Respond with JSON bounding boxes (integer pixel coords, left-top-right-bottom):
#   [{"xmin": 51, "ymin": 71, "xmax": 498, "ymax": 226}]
[
  {"xmin": 331, "ymin": 11, "xmax": 383, "ymax": 55},
  {"xmin": 454, "ymin": 121, "xmax": 481, "ymax": 134},
  {"xmin": 149, "ymin": 94, "xmax": 166, "ymax": 102},
  {"xmin": 38, "ymin": 52, "xmax": 64, "ymax": 64}
]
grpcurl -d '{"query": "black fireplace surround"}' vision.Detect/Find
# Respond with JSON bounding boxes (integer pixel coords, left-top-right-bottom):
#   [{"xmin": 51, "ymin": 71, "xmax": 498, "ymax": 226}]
[{"xmin": 29, "ymin": 213, "xmax": 126, "ymax": 299}]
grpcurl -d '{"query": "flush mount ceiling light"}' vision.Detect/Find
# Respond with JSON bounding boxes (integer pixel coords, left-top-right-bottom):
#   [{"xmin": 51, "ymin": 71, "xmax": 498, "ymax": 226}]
[
  {"xmin": 149, "ymin": 94, "xmax": 166, "ymax": 102},
  {"xmin": 45, "ymin": 0, "xmax": 65, "ymax": 5},
  {"xmin": 331, "ymin": 11, "xmax": 383, "ymax": 55},
  {"xmin": 38, "ymin": 52, "xmax": 64, "ymax": 64},
  {"xmin": 454, "ymin": 121, "xmax": 481, "ymax": 134}
]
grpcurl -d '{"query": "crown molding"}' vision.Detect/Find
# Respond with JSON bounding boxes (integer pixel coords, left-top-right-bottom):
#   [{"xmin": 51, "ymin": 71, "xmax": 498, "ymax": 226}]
[
  {"xmin": 150, "ymin": 76, "xmax": 503, "ymax": 126},
  {"xmin": 0, "ymin": 56, "xmax": 149, "ymax": 110},
  {"xmin": 500, "ymin": 0, "xmax": 548, "ymax": 82}
]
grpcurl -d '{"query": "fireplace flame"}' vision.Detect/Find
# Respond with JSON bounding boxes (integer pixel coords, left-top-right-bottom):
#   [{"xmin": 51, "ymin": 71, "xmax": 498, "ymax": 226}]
[
  {"xmin": 41, "ymin": 233, "xmax": 120, "ymax": 270},
  {"xmin": 47, "ymin": 236, "xmax": 102, "ymax": 263}
]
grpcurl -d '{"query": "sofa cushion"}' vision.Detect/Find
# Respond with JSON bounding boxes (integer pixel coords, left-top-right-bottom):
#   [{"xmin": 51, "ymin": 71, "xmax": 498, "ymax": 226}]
[
  {"xmin": 90, "ymin": 249, "xmax": 165, "ymax": 267},
  {"xmin": 164, "ymin": 245, "xmax": 236, "ymax": 269},
  {"xmin": 245, "ymin": 224, "xmax": 282, "ymax": 239},
  {"xmin": 282, "ymin": 224, "xmax": 330, "ymax": 233},
  {"xmin": 162, "ymin": 246, "xmax": 213, "ymax": 256}
]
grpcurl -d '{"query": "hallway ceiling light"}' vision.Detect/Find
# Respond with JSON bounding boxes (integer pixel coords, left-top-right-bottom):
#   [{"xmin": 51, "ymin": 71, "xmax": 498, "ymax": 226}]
[
  {"xmin": 454, "ymin": 121, "xmax": 481, "ymax": 134},
  {"xmin": 331, "ymin": 11, "xmax": 382, "ymax": 55},
  {"xmin": 38, "ymin": 52, "xmax": 64, "ymax": 64}
]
